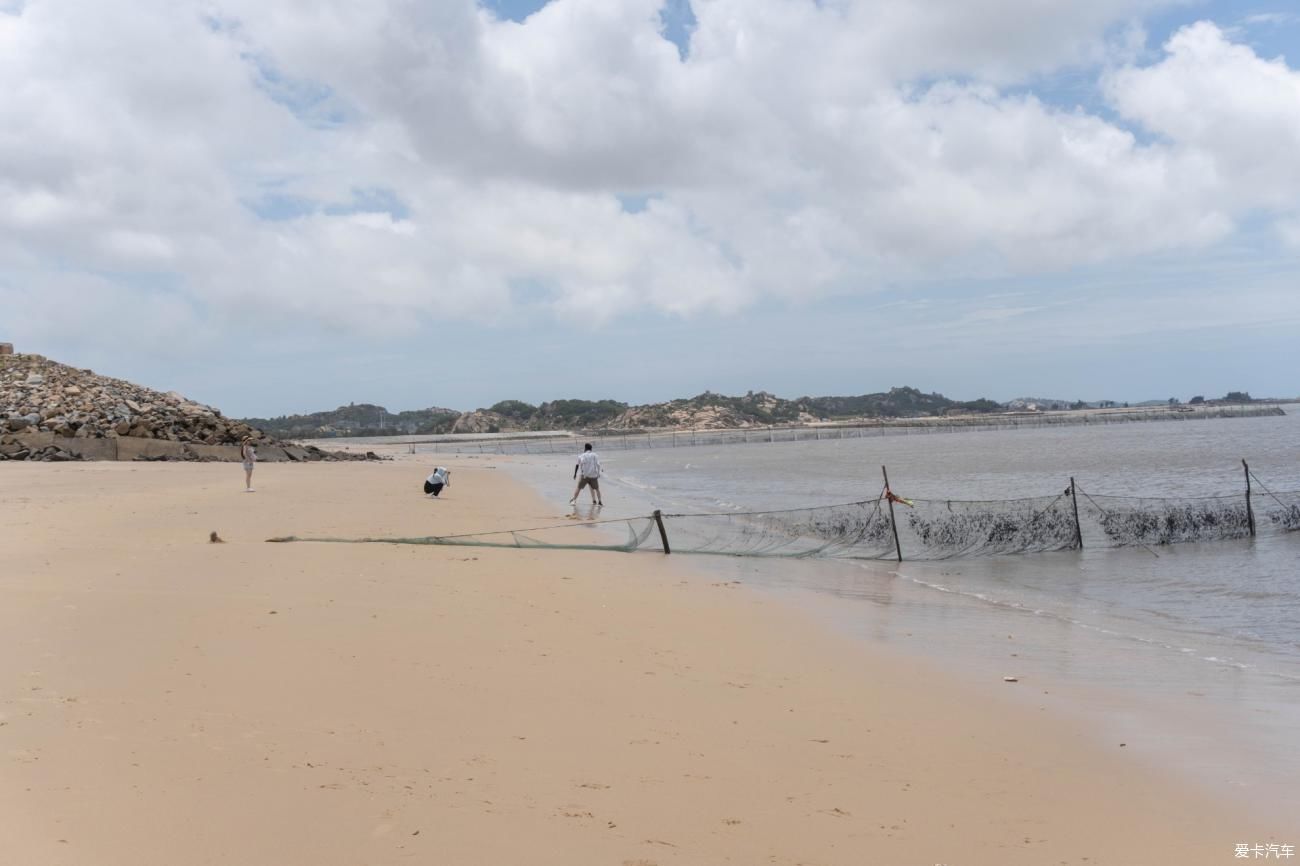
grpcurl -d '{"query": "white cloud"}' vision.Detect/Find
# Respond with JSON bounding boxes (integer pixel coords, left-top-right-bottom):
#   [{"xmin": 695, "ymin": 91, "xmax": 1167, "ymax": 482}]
[
  {"xmin": 1, "ymin": 0, "xmax": 1299, "ymax": 348},
  {"xmin": 1105, "ymin": 21, "xmax": 1300, "ymax": 210}
]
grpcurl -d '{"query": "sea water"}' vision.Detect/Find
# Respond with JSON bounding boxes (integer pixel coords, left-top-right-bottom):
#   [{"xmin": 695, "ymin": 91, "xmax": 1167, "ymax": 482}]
[{"xmin": 499, "ymin": 411, "xmax": 1300, "ymax": 816}]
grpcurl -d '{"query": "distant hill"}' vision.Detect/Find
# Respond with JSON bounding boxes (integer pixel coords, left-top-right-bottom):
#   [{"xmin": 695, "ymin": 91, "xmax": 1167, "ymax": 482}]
[
  {"xmin": 241, "ymin": 386, "xmax": 1288, "ymax": 439},
  {"xmin": 243, "ymin": 387, "xmax": 1010, "ymax": 438},
  {"xmin": 242, "ymin": 403, "xmax": 461, "ymax": 439}
]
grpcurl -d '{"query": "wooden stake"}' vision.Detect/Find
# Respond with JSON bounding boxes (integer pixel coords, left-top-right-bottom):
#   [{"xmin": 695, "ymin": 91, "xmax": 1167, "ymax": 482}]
[
  {"xmin": 653, "ymin": 509, "xmax": 672, "ymax": 555},
  {"xmin": 1244, "ymin": 459, "xmax": 1256, "ymax": 537},
  {"xmin": 882, "ymin": 465, "xmax": 903, "ymax": 563},
  {"xmin": 1069, "ymin": 477, "xmax": 1084, "ymax": 550}
]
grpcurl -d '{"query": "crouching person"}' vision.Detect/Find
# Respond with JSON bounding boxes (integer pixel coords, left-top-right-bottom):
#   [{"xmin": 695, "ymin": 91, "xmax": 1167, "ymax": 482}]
[{"xmin": 424, "ymin": 466, "xmax": 451, "ymax": 497}]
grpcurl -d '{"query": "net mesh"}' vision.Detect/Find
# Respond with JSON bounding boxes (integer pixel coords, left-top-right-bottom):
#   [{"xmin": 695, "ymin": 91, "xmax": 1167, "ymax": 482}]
[
  {"xmin": 1080, "ymin": 493, "xmax": 1252, "ymax": 546},
  {"xmin": 268, "ymin": 516, "xmax": 660, "ymax": 553},
  {"xmin": 662, "ymin": 500, "xmax": 896, "ymax": 559},
  {"xmin": 1255, "ymin": 487, "xmax": 1300, "ymax": 534},
  {"xmin": 902, "ymin": 495, "xmax": 1079, "ymax": 558},
  {"xmin": 1079, "ymin": 485, "xmax": 1300, "ymax": 548},
  {"xmin": 267, "ymin": 482, "xmax": 1299, "ymax": 560}
]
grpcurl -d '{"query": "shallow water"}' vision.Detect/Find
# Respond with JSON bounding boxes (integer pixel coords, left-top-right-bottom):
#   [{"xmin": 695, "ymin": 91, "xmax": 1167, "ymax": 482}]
[
  {"xmin": 476, "ymin": 411, "xmax": 1300, "ymax": 816},
  {"xmin": 607, "ymin": 412, "xmax": 1300, "ymax": 659}
]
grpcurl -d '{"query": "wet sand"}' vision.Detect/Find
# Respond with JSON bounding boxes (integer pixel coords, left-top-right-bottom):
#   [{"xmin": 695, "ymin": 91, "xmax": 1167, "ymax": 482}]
[{"xmin": 0, "ymin": 459, "xmax": 1278, "ymax": 864}]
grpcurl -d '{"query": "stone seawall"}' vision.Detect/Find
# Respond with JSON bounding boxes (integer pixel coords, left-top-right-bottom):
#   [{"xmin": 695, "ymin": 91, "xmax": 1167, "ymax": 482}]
[
  {"xmin": 0, "ymin": 433, "xmax": 326, "ymax": 463},
  {"xmin": 2, "ymin": 353, "xmax": 377, "ymax": 462}
]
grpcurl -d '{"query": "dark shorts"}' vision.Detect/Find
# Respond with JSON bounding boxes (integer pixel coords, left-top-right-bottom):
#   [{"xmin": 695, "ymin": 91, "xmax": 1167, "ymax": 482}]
[
  {"xmin": 577, "ymin": 476, "xmax": 599, "ymax": 491},
  {"xmin": 424, "ymin": 481, "xmax": 445, "ymax": 496}
]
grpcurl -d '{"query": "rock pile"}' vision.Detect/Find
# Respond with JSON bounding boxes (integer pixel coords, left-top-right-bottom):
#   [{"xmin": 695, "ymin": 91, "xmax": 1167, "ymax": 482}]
[
  {"xmin": 450, "ymin": 409, "xmax": 510, "ymax": 434},
  {"xmin": 1, "ymin": 354, "xmax": 372, "ymax": 462},
  {"xmin": 608, "ymin": 401, "xmax": 819, "ymax": 431}
]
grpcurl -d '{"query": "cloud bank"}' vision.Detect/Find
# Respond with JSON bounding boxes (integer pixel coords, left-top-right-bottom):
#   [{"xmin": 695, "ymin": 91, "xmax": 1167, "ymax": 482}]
[{"xmin": 2, "ymin": 0, "xmax": 1298, "ymax": 347}]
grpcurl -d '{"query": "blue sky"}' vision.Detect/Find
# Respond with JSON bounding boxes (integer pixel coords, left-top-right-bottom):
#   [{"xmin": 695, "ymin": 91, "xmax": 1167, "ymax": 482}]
[{"xmin": 2, "ymin": 0, "xmax": 1298, "ymax": 415}]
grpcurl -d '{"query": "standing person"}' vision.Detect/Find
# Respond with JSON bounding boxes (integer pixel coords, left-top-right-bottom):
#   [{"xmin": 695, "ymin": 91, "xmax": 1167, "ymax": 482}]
[
  {"xmin": 240, "ymin": 436, "xmax": 257, "ymax": 492},
  {"xmin": 570, "ymin": 443, "xmax": 603, "ymax": 507},
  {"xmin": 424, "ymin": 466, "xmax": 451, "ymax": 497}
]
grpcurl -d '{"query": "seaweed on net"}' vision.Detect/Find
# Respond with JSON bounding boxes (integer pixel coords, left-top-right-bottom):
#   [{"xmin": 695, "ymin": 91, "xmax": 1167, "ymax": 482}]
[
  {"xmin": 1268, "ymin": 505, "xmax": 1300, "ymax": 531},
  {"xmin": 1258, "ymin": 490, "xmax": 1300, "ymax": 533},
  {"xmin": 784, "ymin": 504, "xmax": 894, "ymax": 547},
  {"xmin": 904, "ymin": 495, "xmax": 1078, "ymax": 557},
  {"xmin": 1089, "ymin": 496, "xmax": 1251, "ymax": 546}
]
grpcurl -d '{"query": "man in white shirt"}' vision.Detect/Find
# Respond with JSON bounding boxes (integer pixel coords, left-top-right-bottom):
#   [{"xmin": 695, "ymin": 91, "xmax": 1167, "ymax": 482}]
[
  {"xmin": 424, "ymin": 466, "xmax": 451, "ymax": 497},
  {"xmin": 569, "ymin": 443, "xmax": 603, "ymax": 507}
]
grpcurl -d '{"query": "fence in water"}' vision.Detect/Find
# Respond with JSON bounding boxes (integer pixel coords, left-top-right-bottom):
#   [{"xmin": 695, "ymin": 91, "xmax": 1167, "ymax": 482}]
[
  {"xmin": 413, "ymin": 405, "xmax": 1286, "ymax": 456},
  {"xmin": 269, "ymin": 462, "xmax": 1300, "ymax": 562}
]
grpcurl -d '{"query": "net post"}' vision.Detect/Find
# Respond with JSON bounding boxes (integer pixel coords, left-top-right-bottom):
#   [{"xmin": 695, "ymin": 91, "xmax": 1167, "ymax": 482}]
[
  {"xmin": 653, "ymin": 510, "xmax": 672, "ymax": 554},
  {"xmin": 1243, "ymin": 459, "xmax": 1256, "ymax": 537},
  {"xmin": 881, "ymin": 465, "xmax": 903, "ymax": 563},
  {"xmin": 1069, "ymin": 477, "xmax": 1084, "ymax": 550}
]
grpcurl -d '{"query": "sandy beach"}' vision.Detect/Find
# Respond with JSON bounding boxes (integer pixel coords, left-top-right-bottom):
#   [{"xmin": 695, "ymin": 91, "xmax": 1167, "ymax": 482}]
[{"xmin": 0, "ymin": 459, "xmax": 1278, "ymax": 865}]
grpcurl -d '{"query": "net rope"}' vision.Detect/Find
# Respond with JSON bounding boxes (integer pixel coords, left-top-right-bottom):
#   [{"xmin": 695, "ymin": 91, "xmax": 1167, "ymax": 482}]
[
  {"xmin": 268, "ymin": 515, "xmax": 660, "ymax": 553},
  {"xmin": 1250, "ymin": 472, "xmax": 1300, "ymax": 533}
]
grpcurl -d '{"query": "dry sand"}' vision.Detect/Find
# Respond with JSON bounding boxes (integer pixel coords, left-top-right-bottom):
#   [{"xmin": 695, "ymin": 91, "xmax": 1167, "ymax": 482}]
[{"xmin": 0, "ymin": 459, "xmax": 1276, "ymax": 865}]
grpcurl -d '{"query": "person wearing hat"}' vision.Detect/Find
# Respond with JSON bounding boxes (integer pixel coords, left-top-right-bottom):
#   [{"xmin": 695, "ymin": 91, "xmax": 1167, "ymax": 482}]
[{"xmin": 240, "ymin": 436, "xmax": 257, "ymax": 492}]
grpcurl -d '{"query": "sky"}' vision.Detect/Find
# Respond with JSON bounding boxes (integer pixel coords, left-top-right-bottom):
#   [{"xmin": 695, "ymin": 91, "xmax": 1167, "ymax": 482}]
[{"xmin": 1, "ymin": 0, "xmax": 1298, "ymax": 416}]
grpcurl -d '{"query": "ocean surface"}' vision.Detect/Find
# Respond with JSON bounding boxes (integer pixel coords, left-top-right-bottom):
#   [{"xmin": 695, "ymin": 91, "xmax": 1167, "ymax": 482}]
[{"xmin": 493, "ymin": 410, "xmax": 1300, "ymax": 816}]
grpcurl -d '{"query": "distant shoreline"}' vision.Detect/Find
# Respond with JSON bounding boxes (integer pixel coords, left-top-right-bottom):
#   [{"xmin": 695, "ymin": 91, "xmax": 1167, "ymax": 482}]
[{"xmin": 316, "ymin": 402, "xmax": 1286, "ymax": 452}]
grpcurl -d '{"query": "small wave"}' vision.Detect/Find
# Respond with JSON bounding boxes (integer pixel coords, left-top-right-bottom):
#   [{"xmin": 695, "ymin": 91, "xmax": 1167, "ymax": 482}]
[{"xmin": 888, "ymin": 565, "xmax": 1300, "ymax": 683}]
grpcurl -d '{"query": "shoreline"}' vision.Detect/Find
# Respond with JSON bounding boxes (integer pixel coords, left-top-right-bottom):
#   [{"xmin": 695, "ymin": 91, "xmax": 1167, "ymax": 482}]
[
  {"xmin": 490, "ymin": 442, "xmax": 1300, "ymax": 819},
  {"xmin": 0, "ymin": 459, "xmax": 1284, "ymax": 864},
  {"xmin": 486, "ymin": 446, "xmax": 1300, "ymax": 820},
  {"xmin": 303, "ymin": 402, "xmax": 1287, "ymax": 454}
]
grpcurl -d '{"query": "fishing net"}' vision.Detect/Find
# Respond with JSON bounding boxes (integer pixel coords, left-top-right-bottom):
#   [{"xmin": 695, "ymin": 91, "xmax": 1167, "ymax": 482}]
[
  {"xmin": 1077, "ymin": 484, "xmax": 1300, "ymax": 548},
  {"xmin": 1254, "ymin": 487, "xmax": 1300, "ymax": 534},
  {"xmin": 266, "ymin": 480, "xmax": 1299, "ymax": 560},
  {"xmin": 268, "ymin": 495, "xmax": 1079, "ymax": 561},
  {"xmin": 268, "ymin": 516, "xmax": 660, "ymax": 553},
  {"xmin": 901, "ymin": 494, "xmax": 1079, "ymax": 558},
  {"xmin": 660, "ymin": 500, "xmax": 896, "ymax": 559},
  {"xmin": 1079, "ymin": 493, "xmax": 1252, "ymax": 546}
]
